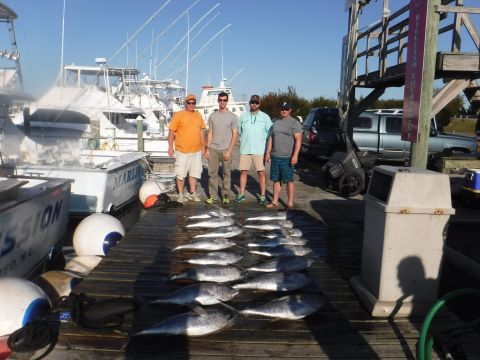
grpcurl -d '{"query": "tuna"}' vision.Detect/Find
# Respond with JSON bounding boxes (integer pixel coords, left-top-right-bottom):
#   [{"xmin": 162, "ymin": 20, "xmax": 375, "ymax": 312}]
[
  {"xmin": 186, "ymin": 217, "xmax": 236, "ymax": 229},
  {"xmin": 173, "ymin": 238, "xmax": 237, "ymax": 251},
  {"xmin": 131, "ymin": 307, "xmax": 236, "ymax": 337},
  {"xmin": 232, "ymin": 272, "xmax": 310, "ymax": 291},
  {"xmin": 247, "ymin": 256, "xmax": 314, "ymax": 273},
  {"xmin": 260, "ymin": 227, "xmax": 303, "ymax": 238},
  {"xmin": 149, "ymin": 283, "xmax": 239, "ymax": 306},
  {"xmin": 193, "ymin": 226, "xmax": 243, "ymax": 239},
  {"xmin": 170, "ymin": 265, "xmax": 245, "ymax": 283},
  {"xmin": 240, "ymin": 294, "xmax": 326, "ymax": 320},
  {"xmin": 185, "ymin": 251, "xmax": 243, "ymax": 265},
  {"xmin": 247, "ymin": 237, "xmax": 308, "ymax": 248},
  {"xmin": 188, "ymin": 209, "xmax": 234, "ymax": 220},
  {"xmin": 245, "ymin": 212, "xmax": 288, "ymax": 221},
  {"xmin": 249, "ymin": 245, "xmax": 312, "ymax": 257},
  {"xmin": 243, "ymin": 220, "xmax": 293, "ymax": 231}
]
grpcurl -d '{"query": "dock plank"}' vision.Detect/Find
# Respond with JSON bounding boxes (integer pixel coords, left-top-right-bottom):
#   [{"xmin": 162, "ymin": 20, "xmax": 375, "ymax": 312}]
[{"xmin": 22, "ymin": 154, "xmax": 480, "ymax": 359}]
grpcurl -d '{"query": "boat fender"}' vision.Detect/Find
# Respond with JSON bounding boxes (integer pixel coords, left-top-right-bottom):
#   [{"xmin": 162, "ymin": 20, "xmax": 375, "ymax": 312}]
[
  {"xmin": 0, "ymin": 278, "xmax": 51, "ymax": 337},
  {"xmin": 73, "ymin": 214, "xmax": 125, "ymax": 256},
  {"xmin": 64, "ymin": 255, "xmax": 102, "ymax": 277},
  {"xmin": 139, "ymin": 180, "xmax": 167, "ymax": 204},
  {"xmin": 33, "ymin": 271, "xmax": 82, "ymax": 306},
  {"xmin": 144, "ymin": 194, "xmax": 159, "ymax": 209}
]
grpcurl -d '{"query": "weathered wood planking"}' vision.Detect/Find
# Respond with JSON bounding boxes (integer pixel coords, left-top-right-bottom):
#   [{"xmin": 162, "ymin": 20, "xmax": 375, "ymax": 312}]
[{"xmin": 25, "ymin": 161, "xmax": 480, "ymax": 359}]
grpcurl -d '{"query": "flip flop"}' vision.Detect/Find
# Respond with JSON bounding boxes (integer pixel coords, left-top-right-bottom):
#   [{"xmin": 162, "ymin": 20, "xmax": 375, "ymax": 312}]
[{"xmin": 266, "ymin": 203, "xmax": 278, "ymax": 209}]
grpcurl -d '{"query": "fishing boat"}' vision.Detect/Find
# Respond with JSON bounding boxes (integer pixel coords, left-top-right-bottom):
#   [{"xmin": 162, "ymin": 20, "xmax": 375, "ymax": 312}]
[
  {"xmin": 196, "ymin": 79, "xmax": 248, "ymax": 126},
  {"xmin": 14, "ymin": 150, "xmax": 148, "ymax": 215},
  {"xmin": 0, "ymin": 175, "xmax": 71, "ymax": 278},
  {"xmin": 12, "ymin": 61, "xmax": 170, "ymax": 160}
]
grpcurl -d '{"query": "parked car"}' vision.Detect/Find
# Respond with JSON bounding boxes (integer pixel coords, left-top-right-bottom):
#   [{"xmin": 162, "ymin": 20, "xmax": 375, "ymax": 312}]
[
  {"xmin": 300, "ymin": 107, "xmax": 342, "ymax": 159},
  {"xmin": 350, "ymin": 109, "xmax": 479, "ymax": 163}
]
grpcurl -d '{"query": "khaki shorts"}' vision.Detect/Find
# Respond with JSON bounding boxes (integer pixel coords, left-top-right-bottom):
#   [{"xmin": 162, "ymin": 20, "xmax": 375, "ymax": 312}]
[
  {"xmin": 175, "ymin": 151, "xmax": 203, "ymax": 180},
  {"xmin": 239, "ymin": 154, "xmax": 265, "ymax": 171}
]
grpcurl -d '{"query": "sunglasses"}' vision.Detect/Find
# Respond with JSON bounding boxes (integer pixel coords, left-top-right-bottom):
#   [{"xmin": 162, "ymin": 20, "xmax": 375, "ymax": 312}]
[
  {"xmin": 218, "ymin": 99, "xmax": 228, "ymax": 102},
  {"xmin": 249, "ymin": 100, "xmax": 260, "ymax": 105},
  {"xmin": 281, "ymin": 108, "xmax": 291, "ymax": 111},
  {"xmin": 186, "ymin": 101, "xmax": 196, "ymax": 105}
]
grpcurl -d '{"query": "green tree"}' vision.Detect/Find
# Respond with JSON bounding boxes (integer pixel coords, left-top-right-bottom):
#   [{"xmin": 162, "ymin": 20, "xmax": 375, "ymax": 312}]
[
  {"xmin": 435, "ymin": 93, "xmax": 464, "ymax": 129},
  {"xmin": 261, "ymin": 86, "xmax": 310, "ymax": 120}
]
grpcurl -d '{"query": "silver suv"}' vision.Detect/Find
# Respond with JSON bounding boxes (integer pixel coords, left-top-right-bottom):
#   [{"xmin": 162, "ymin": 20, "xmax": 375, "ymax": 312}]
[{"xmin": 350, "ymin": 109, "xmax": 479, "ymax": 162}]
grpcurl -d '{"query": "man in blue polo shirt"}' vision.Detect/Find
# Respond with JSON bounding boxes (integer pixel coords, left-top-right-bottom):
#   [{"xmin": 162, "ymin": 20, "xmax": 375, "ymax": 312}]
[{"xmin": 235, "ymin": 94, "xmax": 272, "ymax": 205}]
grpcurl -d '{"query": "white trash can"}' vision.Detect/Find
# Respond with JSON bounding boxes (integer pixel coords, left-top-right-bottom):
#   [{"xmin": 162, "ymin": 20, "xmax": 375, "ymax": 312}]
[{"xmin": 351, "ymin": 166, "xmax": 455, "ymax": 317}]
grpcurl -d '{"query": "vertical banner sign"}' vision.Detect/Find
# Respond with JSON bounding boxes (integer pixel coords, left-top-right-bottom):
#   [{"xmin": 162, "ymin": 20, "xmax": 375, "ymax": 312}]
[
  {"xmin": 402, "ymin": 0, "xmax": 429, "ymax": 142},
  {"xmin": 338, "ymin": 35, "xmax": 349, "ymax": 110}
]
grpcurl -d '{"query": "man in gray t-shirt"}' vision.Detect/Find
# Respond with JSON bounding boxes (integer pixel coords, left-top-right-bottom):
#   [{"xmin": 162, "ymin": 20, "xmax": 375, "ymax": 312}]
[
  {"xmin": 205, "ymin": 92, "xmax": 238, "ymax": 204},
  {"xmin": 265, "ymin": 101, "xmax": 302, "ymax": 209}
]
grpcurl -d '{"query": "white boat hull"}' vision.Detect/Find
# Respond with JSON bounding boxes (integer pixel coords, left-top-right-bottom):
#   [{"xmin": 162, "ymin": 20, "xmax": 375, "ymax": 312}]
[
  {"xmin": 0, "ymin": 177, "xmax": 71, "ymax": 278},
  {"xmin": 15, "ymin": 151, "xmax": 147, "ymax": 215}
]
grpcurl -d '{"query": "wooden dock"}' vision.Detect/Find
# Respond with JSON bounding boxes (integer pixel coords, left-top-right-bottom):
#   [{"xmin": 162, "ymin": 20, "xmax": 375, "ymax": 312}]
[{"xmin": 21, "ymin": 158, "xmax": 480, "ymax": 359}]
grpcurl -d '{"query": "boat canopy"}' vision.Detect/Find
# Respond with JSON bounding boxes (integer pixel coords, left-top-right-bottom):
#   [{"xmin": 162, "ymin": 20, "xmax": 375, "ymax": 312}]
[{"xmin": 0, "ymin": 4, "xmax": 17, "ymax": 20}]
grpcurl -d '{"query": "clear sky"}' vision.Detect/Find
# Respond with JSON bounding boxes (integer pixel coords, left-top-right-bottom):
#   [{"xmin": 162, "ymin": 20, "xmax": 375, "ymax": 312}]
[
  {"xmin": 3, "ymin": 0, "xmax": 480, "ymax": 103},
  {"xmin": 1, "ymin": 0, "xmax": 351, "ymax": 101}
]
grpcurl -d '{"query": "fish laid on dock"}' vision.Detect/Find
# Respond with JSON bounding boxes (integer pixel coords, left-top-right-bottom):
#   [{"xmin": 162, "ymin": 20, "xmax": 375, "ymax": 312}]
[
  {"xmin": 185, "ymin": 251, "xmax": 243, "ymax": 265},
  {"xmin": 170, "ymin": 265, "xmax": 245, "ymax": 283},
  {"xmin": 193, "ymin": 226, "xmax": 243, "ymax": 239},
  {"xmin": 245, "ymin": 212, "xmax": 288, "ymax": 222},
  {"xmin": 243, "ymin": 220, "xmax": 293, "ymax": 231},
  {"xmin": 187, "ymin": 209, "xmax": 234, "ymax": 220},
  {"xmin": 148, "ymin": 283, "xmax": 238, "ymax": 306},
  {"xmin": 240, "ymin": 294, "xmax": 326, "ymax": 320},
  {"xmin": 249, "ymin": 245, "xmax": 312, "ymax": 257},
  {"xmin": 247, "ymin": 256, "xmax": 314, "ymax": 273},
  {"xmin": 232, "ymin": 272, "xmax": 311, "ymax": 291},
  {"xmin": 131, "ymin": 307, "xmax": 236, "ymax": 337},
  {"xmin": 186, "ymin": 217, "xmax": 236, "ymax": 229},
  {"xmin": 173, "ymin": 238, "xmax": 237, "ymax": 251},
  {"xmin": 247, "ymin": 237, "xmax": 308, "ymax": 248},
  {"xmin": 260, "ymin": 227, "xmax": 303, "ymax": 238}
]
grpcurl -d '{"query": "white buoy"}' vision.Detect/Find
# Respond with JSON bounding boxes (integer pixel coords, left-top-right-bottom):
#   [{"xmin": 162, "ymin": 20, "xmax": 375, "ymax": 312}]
[
  {"xmin": 73, "ymin": 214, "xmax": 125, "ymax": 256},
  {"xmin": 65, "ymin": 255, "xmax": 102, "ymax": 276},
  {"xmin": 33, "ymin": 271, "xmax": 81, "ymax": 304},
  {"xmin": 0, "ymin": 278, "xmax": 51, "ymax": 336},
  {"xmin": 139, "ymin": 180, "xmax": 166, "ymax": 204}
]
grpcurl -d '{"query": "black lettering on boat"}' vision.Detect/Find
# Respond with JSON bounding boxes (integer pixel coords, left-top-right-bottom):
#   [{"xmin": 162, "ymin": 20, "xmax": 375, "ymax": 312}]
[{"xmin": 42, "ymin": 205, "xmax": 52, "ymax": 230}]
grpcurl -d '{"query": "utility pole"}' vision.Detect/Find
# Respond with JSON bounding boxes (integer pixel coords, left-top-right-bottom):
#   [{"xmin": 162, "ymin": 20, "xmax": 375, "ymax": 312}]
[{"xmin": 409, "ymin": 0, "xmax": 440, "ymax": 168}]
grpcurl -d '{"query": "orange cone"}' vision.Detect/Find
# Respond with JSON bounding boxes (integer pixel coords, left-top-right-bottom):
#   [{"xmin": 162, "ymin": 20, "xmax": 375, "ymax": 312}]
[{"xmin": 144, "ymin": 194, "xmax": 159, "ymax": 209}]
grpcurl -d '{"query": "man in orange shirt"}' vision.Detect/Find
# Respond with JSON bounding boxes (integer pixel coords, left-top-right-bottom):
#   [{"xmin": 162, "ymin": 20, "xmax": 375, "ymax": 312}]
[{"xmin": 168, "ymin": 94, "xmax": 206, "ymax": 203}]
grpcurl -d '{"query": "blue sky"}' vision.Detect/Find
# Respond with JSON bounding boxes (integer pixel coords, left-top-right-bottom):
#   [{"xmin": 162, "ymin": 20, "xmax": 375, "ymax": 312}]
[
  {"xmin": 3, "ymin": 0, "xmax": 480, "ymax": 103},
  {"xmin": 1, "ymin": 0, "xmax": 351, "ymax": 101}
]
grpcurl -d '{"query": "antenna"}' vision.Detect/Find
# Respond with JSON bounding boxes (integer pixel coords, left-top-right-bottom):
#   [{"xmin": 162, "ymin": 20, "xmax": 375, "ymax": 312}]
[
  {"xmin": 155, "ymin": 4, "xmax": 220, "ymax": 77},
  {"xmin": 186, "ymin": 9, "xmax": 190, "ymax": 95},
  {"xmin": 173, "ymin": 24, "xmax": 231, "ymax": 77},
  {"xmin": 221, "ymin": 32, "xmax": 224, "ymax": 82},
  {"xmin": 108, "ymin": 0, "xmax": 172, "ymax": 63},
  {"xmin": 60, "ymin": 0, "xmax": 66, "ymax": 87}
]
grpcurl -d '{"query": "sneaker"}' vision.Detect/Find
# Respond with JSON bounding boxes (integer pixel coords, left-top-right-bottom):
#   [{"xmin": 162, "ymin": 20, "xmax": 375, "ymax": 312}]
[
  {"xmin": 234, "ymin": 194, "xmax": 246, "ymax": 203},
  {"xmin": 177, "ymin": 193, "xmax": 185, "ymax": 203},
  {"xmin": 190, "ymin": 192, "xmax": 201, "ymax": 202},
  {"xmin": 222, "ymin": 196, "xmax": 230, "ymax": 204},
  {"xmin": 259, "ymin": 195, "xmax": 267, "ymax": 206},
  {"xmin": 205, "ymin": 197, "xmax": 217, "ymax": 204}
]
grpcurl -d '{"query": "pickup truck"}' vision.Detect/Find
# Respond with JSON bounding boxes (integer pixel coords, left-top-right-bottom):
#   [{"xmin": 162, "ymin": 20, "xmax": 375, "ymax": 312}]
[{"xmin": 350, "ymin": 110, "xmax": 479, "ymax": 163}]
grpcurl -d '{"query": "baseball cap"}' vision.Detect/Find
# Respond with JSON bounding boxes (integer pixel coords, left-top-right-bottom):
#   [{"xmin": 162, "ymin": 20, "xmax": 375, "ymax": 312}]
[
  {"xmin": 249, "ymin": 95, "xmax": 260, "ymax": 102},
  {"xmin": 279, "ymin": 101, "xmax": 292, "ymax": 110},
  {"xmin": 185, "ymin": 94, "xmax": 196, "ymax": 102}
]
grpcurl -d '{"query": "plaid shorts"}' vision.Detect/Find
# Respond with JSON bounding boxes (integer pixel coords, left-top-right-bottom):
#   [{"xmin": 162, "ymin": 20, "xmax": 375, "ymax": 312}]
[{"xmin": 270, "ymin": 156, "xmax": 294, "ymax": 183}]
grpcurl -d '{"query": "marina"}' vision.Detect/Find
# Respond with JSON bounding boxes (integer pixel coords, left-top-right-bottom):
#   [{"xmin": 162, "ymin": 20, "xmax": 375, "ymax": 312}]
[
  {"xmin": 1, "ymin": 1, "xmax": 480, "ymax": 359},
  {"xmin": 13, "ymin": 158, "xmax": 480, "ymax": 359}
]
